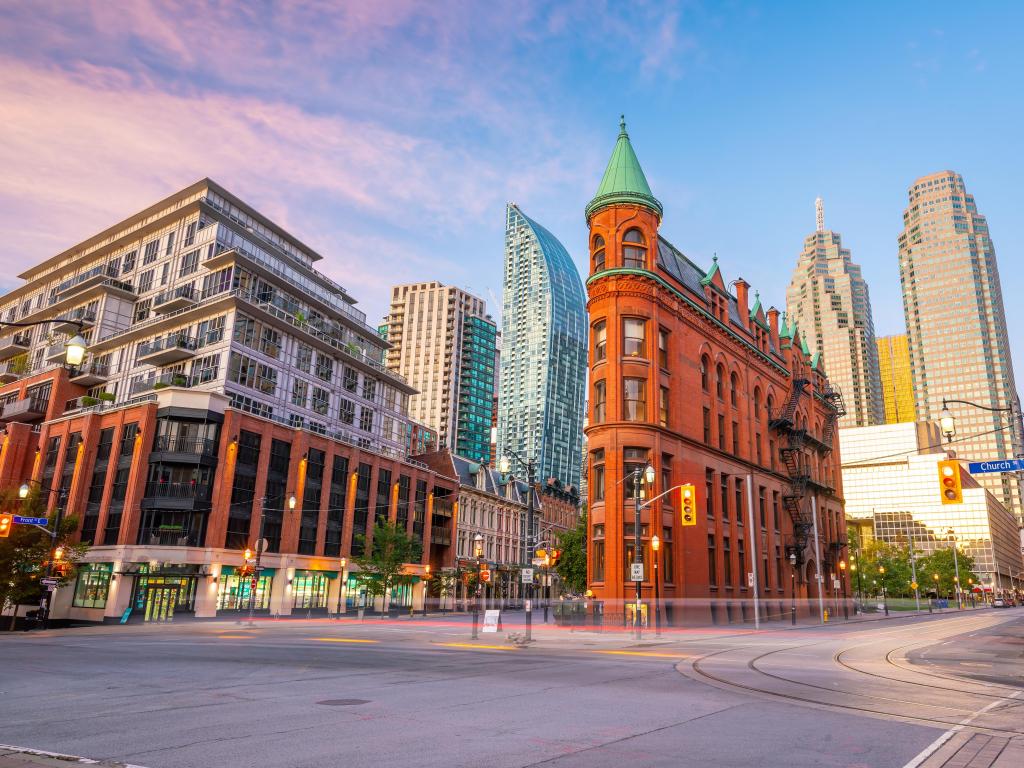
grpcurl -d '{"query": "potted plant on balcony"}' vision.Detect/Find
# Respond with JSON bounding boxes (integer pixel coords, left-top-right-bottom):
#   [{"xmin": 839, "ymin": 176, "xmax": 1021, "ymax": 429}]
[
  {"xmin": 98, "ymin": 392, "xmax": 115, "ymax": 403},
  {"xmin": 152, "ymin": 381, "xmax": 168, "ymax": 390},
  {"xmin": 80, "ymin": 395, "xmax": 99, "ymax": 407},
  {"xmin": 8, "ymin": 354, "xmax": 29, "ymax": 375},
  {"xmin": 171, "ymin": 374, "xmax": 188, "ymax": 387}
]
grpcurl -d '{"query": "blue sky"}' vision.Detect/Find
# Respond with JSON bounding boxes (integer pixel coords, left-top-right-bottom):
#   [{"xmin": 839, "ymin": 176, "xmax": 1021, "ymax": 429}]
[{"xmin": 1, "ymin": 1, "xmax": 1021, "ymax": 366}]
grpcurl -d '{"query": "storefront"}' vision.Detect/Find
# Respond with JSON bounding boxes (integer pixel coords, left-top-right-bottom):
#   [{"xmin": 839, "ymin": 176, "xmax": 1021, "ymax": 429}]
[
  {"xmin": 344, "ymin": 573, "xmax": 419, "ymax": 611},
  {"xmin": 73, "ymin": 563, "xmax": 114, "ymax": 609},
  {"xmin": 217, "ymin": 566, "xmax": 275, "ymax": 612},
  {"xmin": 126, "ymin": 564, "xmax": 200, "ymax": 622},
  {"xmin": 292, "ymin": 570, "xmax": 335, "ymax": 612}
]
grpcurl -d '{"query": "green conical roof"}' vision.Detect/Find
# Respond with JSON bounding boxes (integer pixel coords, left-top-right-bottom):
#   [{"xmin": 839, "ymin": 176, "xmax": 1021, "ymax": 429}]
[
  {"xmin": 800, "ymin": 334, "xmax": 811, "ymax": 357},
  {"xmin": 585, "ymin": 116, "xmax": 663, "ymax": 220}
]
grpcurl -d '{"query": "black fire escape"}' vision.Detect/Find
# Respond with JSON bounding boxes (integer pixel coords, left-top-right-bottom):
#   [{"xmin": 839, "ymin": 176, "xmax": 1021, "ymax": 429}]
[{"xmin": 769, "ymin": 380, "xmax": 846, "ymax": 566}]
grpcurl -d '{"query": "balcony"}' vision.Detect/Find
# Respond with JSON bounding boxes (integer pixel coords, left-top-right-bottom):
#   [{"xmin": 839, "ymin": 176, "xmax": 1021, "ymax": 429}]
[
  {"xmin": 69, "ymin": 361, "xmax": 110, "ymax": 387},
  {"xmin": 153, "ymin": 285, "xmax": 198, "ymax": 314},
  {"xmin": 54, "ymin": 263, "xmax": 136, "ymax": 303},
  {"xmin": 137, "ymin": 527, "xmax": 202, "ymax": 547},
  {"xmin": 430, "ymin": 526, "xmax": 452, "ymax": 546},
  {"xmin": 0, "ymin": 334, "xmax": 31, "ymax": 362},
  {"xmin": 141, "ymin": 481, "xmax": 213, "ymax": 512},
  {"xmin": 130, "ymin": 371, "xmax": 195, "ymax": 396},
  {"xmin": 137, "ymin": 335, "xmax": 197, "ymax": 366},
  {"xmin": 44, "ymin": 343, "xmax": 73, "ymax": 364},
  {"xmin": 150, "ymin": 435, "xmax": 218, "ymax": 464},
  {"xmin": 0, "ymin": 396, "xmax": 48, "ymax": 423},
  {"xmin": 53, "ymin": 309, "xmax": 97, "ymax": 335}
]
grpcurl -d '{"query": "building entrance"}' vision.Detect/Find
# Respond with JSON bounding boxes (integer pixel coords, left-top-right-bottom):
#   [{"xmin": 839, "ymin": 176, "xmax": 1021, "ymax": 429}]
[{"xmin": 144, "ymin": 586, "xmax": 179, "ymax": 622}]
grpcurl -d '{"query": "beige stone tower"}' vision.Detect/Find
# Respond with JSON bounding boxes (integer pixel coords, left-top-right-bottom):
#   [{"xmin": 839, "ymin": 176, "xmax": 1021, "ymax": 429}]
[{"xmin": 786, "ymin": 199, "xmax": 883, "ymax": 427}]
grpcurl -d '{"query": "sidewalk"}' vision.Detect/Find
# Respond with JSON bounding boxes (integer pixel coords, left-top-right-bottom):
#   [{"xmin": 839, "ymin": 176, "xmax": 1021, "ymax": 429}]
[{"xmin": 0, "ymin": 745, "xmax": 145, "ymax": 768}]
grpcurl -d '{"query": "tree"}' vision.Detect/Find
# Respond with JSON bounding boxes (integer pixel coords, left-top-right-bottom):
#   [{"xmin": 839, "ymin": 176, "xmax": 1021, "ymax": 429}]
[
  {"xmin": 429, "ymin": 568, "xmax": 459, "ymax": 611},
  {"xmin": 0, "ymin": 486, "xmax": 87, "ymax": 629},
  {"xmin": 352, "ymin": 519, "xmax": 422, "ymax": 616},
  {"xmin": 919, "ymin": 546, "xmax": 978, "ymax": 599},
  {"xmin": 555, "ymin": 512, "xmax": 587, "ymax": 595}
]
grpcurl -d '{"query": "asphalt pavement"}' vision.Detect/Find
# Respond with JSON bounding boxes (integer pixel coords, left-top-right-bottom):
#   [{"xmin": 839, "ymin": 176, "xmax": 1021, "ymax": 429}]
[{"xmin": 1, "ymin": 608, "xmax": 1021, "ymax": 768}]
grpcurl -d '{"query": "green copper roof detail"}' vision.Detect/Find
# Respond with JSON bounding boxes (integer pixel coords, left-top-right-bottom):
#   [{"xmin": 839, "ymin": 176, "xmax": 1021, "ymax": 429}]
[
  {"xmin": 779, "ymin": 312, "xmax": 793, "ymax": 339},
  {"xmin": 700, "ymin": 253, "xmax": 720, "ymax": 286},
  {"xmin": 800, "ymin": 334, "xmax": 811, "ymax": 357},
  {"xmin": 585, "ymin": 115, "xmax": 663, "ymax": 220},
  {"xmin": 811, "ymin": 351, "xmax": 822, "ymax": 371}
]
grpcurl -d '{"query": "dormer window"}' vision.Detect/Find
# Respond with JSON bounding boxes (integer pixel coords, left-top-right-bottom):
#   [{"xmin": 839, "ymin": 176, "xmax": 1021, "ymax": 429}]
[{"xmin": 622, "ymin": 229, "xmax": 646, "ymax": 269}]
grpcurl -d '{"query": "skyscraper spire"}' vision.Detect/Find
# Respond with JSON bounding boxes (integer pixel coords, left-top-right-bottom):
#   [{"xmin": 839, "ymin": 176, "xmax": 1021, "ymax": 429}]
[{"xmin": 815, "ymin": 197, "xmax": 824, "ymax": 232}]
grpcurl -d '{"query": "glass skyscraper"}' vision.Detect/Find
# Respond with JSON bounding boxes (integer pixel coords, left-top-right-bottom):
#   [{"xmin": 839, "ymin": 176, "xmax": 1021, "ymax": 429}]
[
  {"xmin": 898, "ymin": 171, "xmax": 1022, "ymax": 523},
  {"xmin": 498, "ymin": 203, "xmax": 587, "ymax": 493}
]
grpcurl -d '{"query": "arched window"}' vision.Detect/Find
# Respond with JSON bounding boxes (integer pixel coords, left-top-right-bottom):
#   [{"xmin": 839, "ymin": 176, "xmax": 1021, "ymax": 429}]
[
  {"xmin": 753, "ymin": 387, "xmax": 762, "ymax": 419},
  {"xmin": 592, "ymin": 235, "xmax": 606, "ymax": 273},
  {"xmin": 701, "ymin": 355, "xmax": 710, "ymax": 391},
  {"xmin": 715, "ymin": 364, "xmax": 725, "ymax": 399},
  {"xmin": 730, "ymin": 372, "xmax": 739, "ymax": 407},
  {"xmin": 622, "ymin": 228, "xmax": 646, "ymax": 269},
  {"xmin": 767, "ymin": 394, "xmax": 775, "ymax": 420}
]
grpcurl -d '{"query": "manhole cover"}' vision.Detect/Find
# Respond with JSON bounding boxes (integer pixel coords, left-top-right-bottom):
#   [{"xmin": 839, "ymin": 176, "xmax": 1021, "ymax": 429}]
[{"xmin": 317, "ymin": 699, "xmax": 370, "ymax": 706}]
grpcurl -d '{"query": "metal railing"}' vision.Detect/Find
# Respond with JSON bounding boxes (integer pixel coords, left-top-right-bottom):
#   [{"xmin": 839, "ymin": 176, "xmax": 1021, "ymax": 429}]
[
  {"xmin": 152, "ymin": 435, "xmax": 218, "ymax": 456},
  {"xmin": 153, "ymin": 285, "xmax": 198, "ymax": 308},
  {"xmin": 138, "ymin": 528, "xmax": 201, "ymax": 547},
  {"xmin": 138, "ymin": 334, "xmax": 198, "ymax": 358},
  {"xmin": 144, "ymin": 481, "xmax": 213, "ymax": 501}
]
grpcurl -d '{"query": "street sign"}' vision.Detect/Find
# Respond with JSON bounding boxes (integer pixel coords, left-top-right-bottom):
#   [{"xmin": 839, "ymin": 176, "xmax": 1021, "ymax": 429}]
[
  {"xmin": 968, "ymin": 459, "xmax": 1024, "ymax": 474},
  {"xmin": 833, "ymin": 579, "xmax": 841, "ymax": 589},
  {"xmin": 630, "ymin": 562, "xmax": 644, "ymax": 582},
  {"xmin": 531, "ymin": 557, "xmax": 546, "ymax": 567},
  {"xmin": 13, "ymin": 516, "xmax": 49, "ymax": 526},
  {"xmin": 40, "ymin": 578, "xmax": 58, "ymax": 587},
  {"xmin": 521, "ymin": 568, "xmax": 534, "ymax": 583},
  {"xmin": 747, "ymin": 572, "xmax": 754, "ymax": 587},
  {"xmin": 911, "ymin": 581, "xmax": 919, "ymax": 590}
]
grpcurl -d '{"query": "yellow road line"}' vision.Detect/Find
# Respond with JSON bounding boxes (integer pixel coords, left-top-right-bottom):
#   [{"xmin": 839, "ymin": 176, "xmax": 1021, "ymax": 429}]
[
  {"xmin": 216, "ymin": 635, "xmax": 251, "ymax": 639},
  {"xmin": 594, "ymin": 650, "xmax": 689, "ymax": 658},
  {"xmin": 437, "ymin": 642, "xmax": 518, "ymax": 651},
  {"xmin": 312, "ymin": 637, "xmax": 380, "ymax": 644}
]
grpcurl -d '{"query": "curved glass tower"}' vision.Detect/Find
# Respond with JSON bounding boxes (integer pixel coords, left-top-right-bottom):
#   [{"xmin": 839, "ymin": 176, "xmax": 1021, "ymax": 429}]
[{"xmin": 499, "ymin": 203, "xmax": 587, "ymax": 494}]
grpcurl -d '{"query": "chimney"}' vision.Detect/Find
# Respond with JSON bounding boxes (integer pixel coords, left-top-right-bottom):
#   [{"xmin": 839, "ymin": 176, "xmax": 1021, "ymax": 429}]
[
  {"xmin": 733, "ymin": 278, "xmax": 750, "ymax": 330},
  {"xmin": 766, "ymin": 306, "xmax": 780, "ymax": 350}
]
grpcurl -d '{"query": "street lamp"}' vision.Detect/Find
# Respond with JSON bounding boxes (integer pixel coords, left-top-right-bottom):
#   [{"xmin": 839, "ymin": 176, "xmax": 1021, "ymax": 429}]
[
  {"xmin": 471, "ymin": 533, "xmax": 484, "ymax": 639},
  {"xmin": 878, "ymin": 565, "xmax": 889, "ymax": 616},
  {"xmin": 336, "ymin": 557, "xmax": 347, "ymax": 618},
  {"xmin": 499, "ymin": 452, "xmax": 537, "ymax": 641},
  {"xmin": 0, "ymin": 318, "xmax": 89, "ymax": 367},
  {"xmin": 630, "ymin": 462, "xmax": 656, "ymax": 640},
  {"xmin": 789, "ymin": 551, "xmax": 797, "ymax": 626},
  {"xmin": 18, "ymin": 479, "xmax": 68, "ymax": 630},
  {"xmin": 651, "ymin": 534, "xmax": 661, "ymax": 637},
  {"xmin": 940, "ymin": 402, "xmax": 956, "ymax": 442},
  {"xmin": 839, "ymin": 560, "xmax": 849, "ymax": 620},
  {"xmin": 422, "ymin": 563, "xmax": 431, "ymax": 617},
  {"xmin": 947, "ymin": 528, "xmax": 963, "ymax": 609}
]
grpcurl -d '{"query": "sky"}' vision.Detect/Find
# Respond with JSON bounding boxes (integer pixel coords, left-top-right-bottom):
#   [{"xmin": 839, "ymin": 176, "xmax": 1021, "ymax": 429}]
[{"xmin": 1, "ymin": 0, "xmax": 1022, "ymax": 367}]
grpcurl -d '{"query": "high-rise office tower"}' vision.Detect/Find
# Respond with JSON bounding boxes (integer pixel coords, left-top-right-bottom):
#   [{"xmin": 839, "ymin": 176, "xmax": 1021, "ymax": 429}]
[
  {"xmin": 786, "ymin": 198, "xmax": 883, "ymax": 427},
  {"xmin": 899, "ymin": 171, "xmax": 1022, "ymax": 521},
  {"xmin": 498, "ymin": 204, "xmax": 586, "ymax": 494},
  {"xmin": 384, "ymin": 282, "xmax": 497, "ymax": 463},
  {"xmin": 876, "ymin": 334, "xmax": 915, "ymax": 424}
]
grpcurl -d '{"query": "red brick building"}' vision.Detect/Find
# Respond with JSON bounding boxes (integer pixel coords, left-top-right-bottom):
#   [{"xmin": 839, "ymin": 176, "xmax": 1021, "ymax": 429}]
[{"xmin": 584, "ymin": 119, "xmax": 848, "ymax": 625}]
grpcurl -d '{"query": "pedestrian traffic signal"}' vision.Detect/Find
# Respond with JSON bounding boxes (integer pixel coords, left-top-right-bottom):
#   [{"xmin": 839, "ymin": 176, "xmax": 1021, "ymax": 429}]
[
  {"xmin": 938, "ymin": 460, "xmax": 963, "ymax": 504},
  {"xmin": 679, "ymin": 484, "xmax": 697, "ymax": 526},
  {"xmin": 0, "ymin": 513, "xmax": 11, "ymax": 538}
]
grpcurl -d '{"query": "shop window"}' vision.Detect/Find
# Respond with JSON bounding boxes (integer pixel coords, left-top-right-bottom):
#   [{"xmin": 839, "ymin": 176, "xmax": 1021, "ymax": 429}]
[{"xmin": 73, "ymin": 567, "xmax": 111, "ymax": 609}]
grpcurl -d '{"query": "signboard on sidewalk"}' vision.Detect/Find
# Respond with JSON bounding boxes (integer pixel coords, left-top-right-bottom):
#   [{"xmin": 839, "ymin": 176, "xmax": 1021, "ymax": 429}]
[
  {"xmin": 968, "ymin": 459, "xmax": 1024, "ymax": 474},
  {"xmin": 483, "ymin": 610, "xmax": 500, "ymax": 633}
]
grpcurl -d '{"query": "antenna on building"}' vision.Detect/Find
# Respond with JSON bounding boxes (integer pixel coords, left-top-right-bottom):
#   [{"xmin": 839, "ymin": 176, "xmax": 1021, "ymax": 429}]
[{"xmin": 815, "ymin": 197, "xmax": 824, "ymax": 232}]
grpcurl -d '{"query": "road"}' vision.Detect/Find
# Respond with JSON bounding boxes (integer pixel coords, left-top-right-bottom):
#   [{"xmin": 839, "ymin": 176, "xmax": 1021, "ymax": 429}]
[{"xmin": 1, "ymin": 610, "xmax": 1021, "ymax": 768}]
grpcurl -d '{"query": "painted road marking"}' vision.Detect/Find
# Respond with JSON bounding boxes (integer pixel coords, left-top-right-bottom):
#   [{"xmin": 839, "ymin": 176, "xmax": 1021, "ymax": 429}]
[
  {"xmin": 216, "ymin": 635, "xmax": 251, "ymax": 639},
  {"xmin": 436, "ymin": 642, "xmax": 518, "ymax": 651},
  {"xmin": 312, "ymin": 637, "xmax": 380, "ymax": 644},
  {"xmin": 594, "ymin": 650, "xmax": 690, "ymax": 659}
]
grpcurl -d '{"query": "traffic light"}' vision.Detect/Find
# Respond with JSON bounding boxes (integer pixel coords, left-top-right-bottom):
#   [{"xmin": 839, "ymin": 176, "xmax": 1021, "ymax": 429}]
[
  {"xmin": 0, "ymin": 513, "xmax": 11, "ymax": 538},
  {"xmin": 549, "ymin": 549, "xmax": 561, "ymax": 565},
  {"xmin": 535, "ymin": 548, "xmax": 547, "ymax": 560},
  {"xmin": 938, "ymin": 460, "xmax": 963, "ymax": 504},
  {"xmin": 679, "ymin": 484, "xmax": 697, "ymax": 526}
]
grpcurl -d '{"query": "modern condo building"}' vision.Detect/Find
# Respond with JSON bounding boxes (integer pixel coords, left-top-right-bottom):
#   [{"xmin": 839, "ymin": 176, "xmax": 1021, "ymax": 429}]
[
  {"xmin": 498, "ymin": 204, "xmax": 587, "ymax": 495},
  {"xmin": 384, "ymin": 282, "xmax": 497, "ymax": 464},
  {"xmin": 0, "ymin": 180, "xmax": 459, "ymax": 624}
]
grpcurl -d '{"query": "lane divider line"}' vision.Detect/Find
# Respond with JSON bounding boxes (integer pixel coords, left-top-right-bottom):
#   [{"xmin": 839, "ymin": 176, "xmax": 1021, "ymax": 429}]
[
  {"xmin": 901, "ymin": 689, "xmax": 1023, "ymax": 768},
  {"xmin": 312, "ymin": 638, "xmax": 380, "ymax": 644}
]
